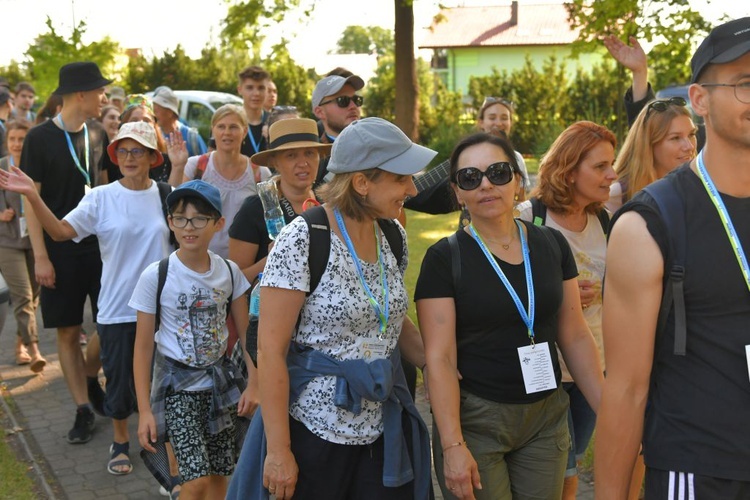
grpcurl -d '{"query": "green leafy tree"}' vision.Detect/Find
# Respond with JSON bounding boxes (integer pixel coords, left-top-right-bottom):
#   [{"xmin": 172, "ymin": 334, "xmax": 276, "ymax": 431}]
[
  {"xmin": 335, "ymin": 26, "xmax": 395, "ymax": 57},
  {"xmin": 262, "ymin": 41, "xmax": 316, "ymax": 116},
  {"xmin": 566, "ymin": 0, "xmax": 712, "ymax": 90},
  {"xmin": 25, "ymin": 17, "xmax": 119, "ymax": 99}
]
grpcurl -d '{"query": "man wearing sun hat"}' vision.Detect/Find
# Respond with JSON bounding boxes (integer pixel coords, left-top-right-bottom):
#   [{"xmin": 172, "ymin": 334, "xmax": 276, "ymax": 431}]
[
  {"xmin": 596, "ymin": 17, "xmax": 750, "ymax": 497},
  {"xmin": 152, "ymin": 86, "xmax": 207, "ymax": 157},
  {"xmin": 20, "ymin": 61, "xmax": 112, "ymax": 445}
]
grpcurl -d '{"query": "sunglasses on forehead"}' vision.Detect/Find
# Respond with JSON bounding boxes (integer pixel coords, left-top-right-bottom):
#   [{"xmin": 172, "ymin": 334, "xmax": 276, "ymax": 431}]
[
  {"xmin": 452, "ymin": 162, "xmax": 515, "ymax": 191},
  {"xmin": 646, "ymin": 97, "xmax": 687, "ymax": 115},
  {"xmin": 481, "ymin": 96, "xmax": 514, "ymax": 111},
  {"xmin": 319, "ymin": 95, "xmax": 364, "ymax": 108}
]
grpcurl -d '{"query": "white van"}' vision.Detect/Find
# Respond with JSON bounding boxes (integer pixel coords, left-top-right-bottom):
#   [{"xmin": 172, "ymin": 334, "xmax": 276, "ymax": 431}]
[{"xmin": 146, "ymin": 90, "xmax": 243, "ymax": 141}]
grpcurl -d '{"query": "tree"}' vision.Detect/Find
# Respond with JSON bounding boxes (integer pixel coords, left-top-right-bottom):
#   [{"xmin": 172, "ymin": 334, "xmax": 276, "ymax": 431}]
[
  {"xmin": 566, "ymin": 0, "xmax": 712, "ymax": 90},
  {"xmin": 394, "ymin": 0, "xmax": 419, "ymax": 140},
  {"xmin": 335, "ymin": 26, "xmax": 394, "ymax": 57},
  {"xmin": 25, "ymin": 17, "xmax": 119, "ymax": 99}
]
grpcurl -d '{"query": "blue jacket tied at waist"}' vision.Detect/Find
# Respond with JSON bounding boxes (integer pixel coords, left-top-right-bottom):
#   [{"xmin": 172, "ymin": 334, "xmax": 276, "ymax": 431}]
[{"xmin": 227, "ymin": 343, "xmax": 433, "ymax": 499}]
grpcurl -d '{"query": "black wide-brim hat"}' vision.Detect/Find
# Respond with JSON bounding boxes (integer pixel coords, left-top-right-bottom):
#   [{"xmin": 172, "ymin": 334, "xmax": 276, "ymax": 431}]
[{"xmin": 53, "ymin": 62, "xmax": 113, "ymax": 96}]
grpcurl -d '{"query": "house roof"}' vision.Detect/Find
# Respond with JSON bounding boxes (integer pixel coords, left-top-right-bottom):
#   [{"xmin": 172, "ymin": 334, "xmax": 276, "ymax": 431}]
[{"xmin": 419, "ymin": 3, "xmax": 580, "ymax": 49}]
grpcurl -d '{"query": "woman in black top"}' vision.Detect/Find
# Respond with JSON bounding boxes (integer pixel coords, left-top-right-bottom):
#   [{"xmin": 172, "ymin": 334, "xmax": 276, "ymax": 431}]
[
  {"xmin": 415, "ymin": 133, "xmax": 603, "ymax": 500},
  {"xmin": 228, "ymin": 118, "xmax": 330, "ymax": 282}
]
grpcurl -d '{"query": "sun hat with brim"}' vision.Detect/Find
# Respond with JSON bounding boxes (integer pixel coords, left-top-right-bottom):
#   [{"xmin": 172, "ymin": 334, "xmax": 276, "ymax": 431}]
[
  {"xmin": 109, "ymin": 86, "xmax": 126, "ymax": 101},
  {"xmin": 152, "ymin": 86, "xmax": 180, "ymax": 116},
  {"xmin": 166, "ymin": 180, "xmax": 222, "ymax": 216},
  {"xmin": 691, "ymin": 17, "xmax": 750, "ymax": 83},
  {"xmin": 53, "ymin": 62, "xmax": 113, "ymax": 96},
  {"xmin": 106, "ymin": 121, "xmax": 164, "ymax": 167},
  {"xmin": 326, "ymin": 117, "xmax": 437, "ymax": 176},
  {"xmin": 250, "ymin": 118, "xmax": 332, "ymax": 166}
]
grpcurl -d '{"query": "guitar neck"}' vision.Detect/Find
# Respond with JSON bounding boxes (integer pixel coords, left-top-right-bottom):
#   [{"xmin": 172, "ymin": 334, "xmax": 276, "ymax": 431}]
[{"xmin": 414, "ymin": 159, "xmax": 450, "ymax": 193}]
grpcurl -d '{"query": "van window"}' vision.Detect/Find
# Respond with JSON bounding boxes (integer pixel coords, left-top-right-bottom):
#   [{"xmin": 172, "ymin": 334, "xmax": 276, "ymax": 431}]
[{"xmin": 187, "ymin": 102, "xmax": 213, "ymax": 141}]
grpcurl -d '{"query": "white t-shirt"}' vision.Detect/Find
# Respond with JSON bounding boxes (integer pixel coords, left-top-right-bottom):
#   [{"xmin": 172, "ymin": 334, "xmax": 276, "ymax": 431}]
[
  {"xmin": 64, "ymin": 180, "xmax": 172, "ymax": 324},
  {"xmin": 517, "ymin": 201, "xmax": 607, "ymax": 380},
  {"xmin": 261, "ymin": 216, "xmax": 409, "ymax": 445},
  {"xmin": 129, "ymin": 251, "xmax": 250, "ymax": 390},
  {"xmin": 183, "ymin": 153, "xmax": 272, "ymax": 258}
]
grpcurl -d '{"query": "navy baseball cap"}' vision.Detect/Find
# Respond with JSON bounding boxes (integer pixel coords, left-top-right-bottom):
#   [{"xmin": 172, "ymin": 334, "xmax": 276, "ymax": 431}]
[
  {"xmin": 166, "ymin": 180, "xmax": 222, "ymax": 215},
  {"xmin": 691, "ymin": 17, "xmax": 750, "ymax": 83}
]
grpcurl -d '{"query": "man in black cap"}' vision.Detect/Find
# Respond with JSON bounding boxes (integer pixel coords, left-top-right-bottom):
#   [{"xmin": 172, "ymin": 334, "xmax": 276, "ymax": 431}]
[
  {"xmin": 20, "ymin": 61, "xmax": 112, "ymax": 444},
  {"xmin": 596, "ymin": 17, "xmax": 750, "ymax": 497}
]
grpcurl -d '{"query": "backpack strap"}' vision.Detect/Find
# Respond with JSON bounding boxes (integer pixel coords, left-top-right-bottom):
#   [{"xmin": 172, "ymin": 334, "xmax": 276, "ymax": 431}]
[
  {"xmin": 643, "ymin": 176, "xmax": 687, "ymax": 356},
  {"xmin": 376, "ymin": 218, "xmax": 404, "ymax": 269},
  {"xmin": 154, "ymin": 257, "xmax": 170, "ymax": 332},
  {"xmin": 448, "ymin": 232, "xmax": 461, "ymax": 289},
  {"xmin": 530, "ymin": 197, "xmax": 546, "ymax": 227},
  {"xmin": 156, "ymin": 181, "xmax": 177, "ymax": 248},
  {"xmin": 193, "ymin": 153, "xmax": 210, "ymax": 180},
  {"xmin": 154, "ymin": 256, "xmax": 234, "ymax": 332},
  {"xmin": 596, "ymin": 208, "xmax": 611, "ymax": 236},
  {"xmin": 535, "ymin": 223, "xmax": 563, "ymax": 266},
  {"xmin": 301, "ymin": 205, "xmax": 331, "ymax": 297},
  {"xmin": 301, "ymin": 206, "xmax": 406, "ymax": 296}
]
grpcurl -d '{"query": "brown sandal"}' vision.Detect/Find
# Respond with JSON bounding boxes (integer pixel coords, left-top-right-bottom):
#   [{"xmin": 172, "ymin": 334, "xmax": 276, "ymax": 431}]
[{"xmin": 15, "ymin": 339, "xmax": 31, "ymax": 365}]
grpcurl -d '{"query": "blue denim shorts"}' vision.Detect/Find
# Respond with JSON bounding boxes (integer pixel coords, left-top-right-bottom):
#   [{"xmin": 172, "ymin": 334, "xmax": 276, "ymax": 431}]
[{"xmin": 563, "ymin": 382, "xmax": 597, "ymax": 477}]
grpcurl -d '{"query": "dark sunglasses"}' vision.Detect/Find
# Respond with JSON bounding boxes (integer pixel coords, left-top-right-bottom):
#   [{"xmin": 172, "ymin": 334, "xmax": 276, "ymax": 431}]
[
  {"xmin": 646, "ymin": 97, "xmax": 686, "ymax": 116},
  {"xmin": 452, "ymin": 162, "xmax": 515, "ymax": 190},
  {"xmin": 319, "ymin": 95, "xmax": 364, "ymax": 108}
]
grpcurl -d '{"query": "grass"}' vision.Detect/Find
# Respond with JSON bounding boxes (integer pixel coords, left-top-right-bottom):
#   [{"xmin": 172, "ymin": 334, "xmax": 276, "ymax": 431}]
[
  {"xmin": 0, "ymin": 397, "xmax": 37, "ymax": 500},
  {"xmin": 403, "ymin": 209, "xmax": 458, "ymax": 325}
]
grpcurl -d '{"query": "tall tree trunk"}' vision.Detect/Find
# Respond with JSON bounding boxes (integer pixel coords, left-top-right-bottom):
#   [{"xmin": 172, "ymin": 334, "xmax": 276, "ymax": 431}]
[{"xmin": 394, "ymin": 0, "xmax": 419, "ymax": 141}]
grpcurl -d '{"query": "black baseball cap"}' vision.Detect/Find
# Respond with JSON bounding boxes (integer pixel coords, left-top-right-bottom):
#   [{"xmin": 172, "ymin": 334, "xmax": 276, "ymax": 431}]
[{"xmin": 691, "ymin": 17, "xmax": 750, "ymax": 84}]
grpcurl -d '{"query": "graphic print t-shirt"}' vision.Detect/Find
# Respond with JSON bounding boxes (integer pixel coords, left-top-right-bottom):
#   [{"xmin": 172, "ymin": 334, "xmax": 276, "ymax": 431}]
[{"xmin": 129, "ymin": 251, "xmax": 250, "ymax": 390}]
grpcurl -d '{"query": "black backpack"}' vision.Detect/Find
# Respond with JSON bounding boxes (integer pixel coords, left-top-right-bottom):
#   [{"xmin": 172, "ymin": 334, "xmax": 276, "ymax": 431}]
[
  {"xmin": 642, "ymin": 175, "xmax": 688, "ymax": 356},
  {"xmin": 530, "ymin": 197, "xmax": 610, "ymax": 235},
  {"xmin": 245, "ymin": 205, "xmax": 405, "ymax": 365},
  {"xmin": 156, "ymin": 182, "xmax": 178, "ymax": 248},
  {"xmin": 301, "ymin": 205, "xmax": 404, "ymax": 295}
]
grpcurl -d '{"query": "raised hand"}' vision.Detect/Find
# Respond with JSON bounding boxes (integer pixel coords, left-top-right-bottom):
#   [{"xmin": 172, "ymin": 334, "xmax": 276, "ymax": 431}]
[
  {"xmin": 166, "ymin": 132, "xmax": 188, "ymax": 170},
  {"xmin": 0, "ymin": 166, "xmax": 37, "ymax": 197},
  {"xmin": 603, "ymin": 35, "xmax": 647, "ymax": 74}
]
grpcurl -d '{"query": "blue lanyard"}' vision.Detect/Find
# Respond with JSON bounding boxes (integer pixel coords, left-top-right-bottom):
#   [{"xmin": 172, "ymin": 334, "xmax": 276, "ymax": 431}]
[
  {"xmin": 56, "ymin": 115, "xmax": 90, "ymax": 187},
  {"xmin": 0, "ymin": 120, "xmax": 5, "ymax": 133},
  {"xmin": 695, "ymin": 151, "xmax": 750, "ymax": 292},
  {"xmin": 469, "ymin": 220, "xmax": 536, "ymax": 342},
  {"xmin": 246, "ymin": 110, "xmax": 267, "ymax": 154},
  {"xmin": 325, "ymin": 133, "xmax": 337, "ymax": 143},
  {"xmin": 8, "ymin": 155, "xmax": 22, "ymax": 215},
  {"xmin": 333, "ymin": 208, "xmax": 389, "ymax": 338}
]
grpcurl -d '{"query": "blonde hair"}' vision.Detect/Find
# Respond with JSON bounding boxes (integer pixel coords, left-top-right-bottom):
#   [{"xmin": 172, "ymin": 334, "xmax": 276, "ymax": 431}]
[
  {"xmin": 317, "ymin": 169, "xmax": 385, "ymax": 221},
  {"xmin": 614, "ymin": 102, "xmax": 695, "ymax": 202},
  {"xmin": 533, "ymin": 121, "xmax": 616, "ymax": 214},
  {"xmin": 211, "ymin": 104, "xmax": 248, "ymax": 129}
]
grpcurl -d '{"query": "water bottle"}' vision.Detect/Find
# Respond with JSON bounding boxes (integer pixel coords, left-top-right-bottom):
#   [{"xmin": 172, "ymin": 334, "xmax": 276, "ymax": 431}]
[
  {"xmin": 247, "ymin": 273, "xmax": 262, "ymax": 367},
  {"xmin": 257, "ymin": 180, "xmax": 285, "ymax": 240}
]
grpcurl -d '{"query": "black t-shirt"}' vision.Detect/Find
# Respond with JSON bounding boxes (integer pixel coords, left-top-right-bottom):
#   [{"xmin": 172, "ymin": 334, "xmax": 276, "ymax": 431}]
[
  {"xmin": 613, "ymin": 165, "xmax": 750, "ymax": 481},
  {"xmin": 240, "ymin": 114, "xmax": 268, "ymax": 157},
  {"xmin": 228, "ymin": 194, "xmax": 298, "ymax": 263},
  {"xmin": 415, "ymin": 220, "xmax": 578, "ymax": 404},
  {"xmin": 20, "ymin": 119, "xmax": 107, "ymax": 254}
]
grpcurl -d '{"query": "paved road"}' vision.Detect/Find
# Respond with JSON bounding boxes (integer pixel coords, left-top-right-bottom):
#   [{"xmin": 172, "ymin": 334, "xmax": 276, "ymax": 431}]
[{"xmin": 0, "ymin": 300, "xmax": 593, "ymax": 499}]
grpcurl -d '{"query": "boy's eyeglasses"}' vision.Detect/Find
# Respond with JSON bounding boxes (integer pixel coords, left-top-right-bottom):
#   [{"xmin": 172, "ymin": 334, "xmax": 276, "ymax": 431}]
[
  {"xmin": 319, "ymin": 95, "xmax": 364, "ymax": 108},
  {"xmin": 645, "ymin": 97, "xmax": 687, "ymax": 118},
  {"xmin": 169, "ymin": 215, "xmax": 217, "ymax": 229},
  {"xmin": 700, "ymin": 77, "xmax": 750, "ymax": 104},
  {"xmin": 115, "ymin": 147, "xmax": 147, "ymax": 159},
  {"xmin": 452, "ymin": 162, "xmax": 515, "ymax": 191}
]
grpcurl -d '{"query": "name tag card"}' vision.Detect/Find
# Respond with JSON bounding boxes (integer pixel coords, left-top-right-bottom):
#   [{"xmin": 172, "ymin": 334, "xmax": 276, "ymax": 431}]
[
  {"xmin": 362, "ymin": 340, "xmax": 387, "ymax": 361},
  {"xmin": 517, "ymin": 342, "xmax": 557, "ymax": 394}
]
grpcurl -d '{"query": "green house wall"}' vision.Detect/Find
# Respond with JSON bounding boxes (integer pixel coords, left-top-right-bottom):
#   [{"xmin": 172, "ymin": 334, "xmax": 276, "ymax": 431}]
[{"xmin": 441, "ymin": 46, "xmax": 604, "ymax": 94}]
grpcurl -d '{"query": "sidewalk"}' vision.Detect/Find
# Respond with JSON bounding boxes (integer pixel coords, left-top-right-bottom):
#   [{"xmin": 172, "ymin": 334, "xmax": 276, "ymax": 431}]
[{"xmin": 0, "ymin": 303, "xmax": 593, "ymax": 499}]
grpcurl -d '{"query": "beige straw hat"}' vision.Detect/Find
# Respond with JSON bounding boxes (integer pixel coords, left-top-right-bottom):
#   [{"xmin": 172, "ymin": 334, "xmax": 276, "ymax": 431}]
[{"xmin": 250, "ymin": 118, "xmax": 331, "ymax": 165}]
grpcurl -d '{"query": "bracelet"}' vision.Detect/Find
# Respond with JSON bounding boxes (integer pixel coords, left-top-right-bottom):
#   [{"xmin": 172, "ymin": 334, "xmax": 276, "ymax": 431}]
[{"xmin": 442, "ymin": 440, "xmax": 466, "ymax": 452}]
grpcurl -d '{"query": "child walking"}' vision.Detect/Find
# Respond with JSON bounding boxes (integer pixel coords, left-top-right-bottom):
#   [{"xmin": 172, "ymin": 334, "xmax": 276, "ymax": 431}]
[{"xmin": 130, "ymin": 180, "xmax": 255, "ymax": 499}]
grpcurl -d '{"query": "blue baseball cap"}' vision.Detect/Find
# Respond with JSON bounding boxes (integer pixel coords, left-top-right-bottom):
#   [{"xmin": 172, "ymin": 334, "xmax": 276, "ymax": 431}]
[{"xmin": 166, "ymin": 180, "xmax": 222, "ymax": 215}]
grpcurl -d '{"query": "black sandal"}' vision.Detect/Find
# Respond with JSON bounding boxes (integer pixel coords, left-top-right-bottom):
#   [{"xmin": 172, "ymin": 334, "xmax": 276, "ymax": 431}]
[{"xmin": 107, "ymin": 441, "xmax": 133, "ymax": 475}]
